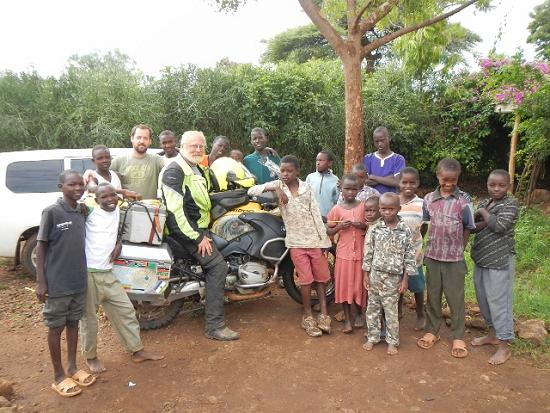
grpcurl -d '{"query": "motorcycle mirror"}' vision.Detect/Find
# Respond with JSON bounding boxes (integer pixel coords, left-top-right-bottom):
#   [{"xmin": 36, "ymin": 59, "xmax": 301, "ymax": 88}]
[{"xmin": 227, "ymin": 171, "xmax": 237, "ymax": 183}]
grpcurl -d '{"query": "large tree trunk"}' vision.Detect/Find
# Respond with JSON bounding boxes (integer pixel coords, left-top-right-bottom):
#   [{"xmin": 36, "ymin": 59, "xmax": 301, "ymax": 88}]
[{"xmin": 342, "ymin": 51, "xmax": 364, "ymax": 173}]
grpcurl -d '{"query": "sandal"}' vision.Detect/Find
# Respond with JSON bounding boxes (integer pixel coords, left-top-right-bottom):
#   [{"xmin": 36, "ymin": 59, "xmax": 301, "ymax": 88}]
[
  {"xmin": 302, "ymin": 316, "xmax": 322, "ymax": 337},
  {"xmin": 417, "ymin": 333, "xmax": 440, "ymax": 349},
  {"xmin": 51, "ymin": 378, "xmax": 82, "ymax": 398},
  {"xmin": 451, "ymin": 339, "xmax": 469, "ymax": 358},
  {"xmin": 72, "ymin": 370, "xmax": 96, "ymax": 387},
  {"xmin": 317, "ymin": 314, "xmax": 332, "ymax": 335}
]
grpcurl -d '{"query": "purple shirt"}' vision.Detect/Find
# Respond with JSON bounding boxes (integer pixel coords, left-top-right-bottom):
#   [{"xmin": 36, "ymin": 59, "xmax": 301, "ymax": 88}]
[
  {"xmin": 423, "ymin": 186, "xmax": 476, "ymax": 262},
  {"xmin": 363, "ymin": 152, "xmax": 406, "ymax": 194}
]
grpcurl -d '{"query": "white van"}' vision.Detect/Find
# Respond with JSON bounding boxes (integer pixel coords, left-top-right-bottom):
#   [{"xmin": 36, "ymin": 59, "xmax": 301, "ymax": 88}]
[{"xmin": 0, "ymin": 148, "xmax": 160, "ymax": 276}]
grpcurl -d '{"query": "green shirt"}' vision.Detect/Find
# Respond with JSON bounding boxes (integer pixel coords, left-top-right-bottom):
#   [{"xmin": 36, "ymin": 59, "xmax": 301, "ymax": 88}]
[
  {"xmin": 243, "ymin": 152, "xmax": 280, "ymax": 184},
  {"xmin": 111, "ymin": 153, "xmax": 164, "ymax": 199}
]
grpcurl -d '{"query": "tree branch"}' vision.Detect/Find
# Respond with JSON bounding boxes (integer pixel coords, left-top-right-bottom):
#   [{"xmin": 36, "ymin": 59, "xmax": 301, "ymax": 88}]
[
  {"xmin": 352, "ymin": 0, "xmax": 375, "ymax": 33},
  {"xmin": 347, "ymin": 0, "xmax": 358, "ymax": 34},
  {"xmin": 358, "ymin": 0, "xmax": 399, "ymax": 35},
  {"xmin": 299, "ymin": 0, "xmax": 345, "ymax": 53},
  {"xmin": 362, "ymin": 0, "xmax": 479, "ymax": 57}
]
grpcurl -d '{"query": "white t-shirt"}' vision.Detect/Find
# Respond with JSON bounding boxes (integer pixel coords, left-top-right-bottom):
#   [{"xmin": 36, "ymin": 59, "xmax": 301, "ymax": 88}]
[
  {"xmin": 94, "ymin": 170, "xmax": 122, "ymax": 190},
  {"xmin": 85, "ymin": 206, "xmax": 120, "ymax": 270}
]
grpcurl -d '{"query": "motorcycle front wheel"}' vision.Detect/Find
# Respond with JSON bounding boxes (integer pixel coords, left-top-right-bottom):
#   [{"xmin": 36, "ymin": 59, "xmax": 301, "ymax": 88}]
[
  {"xmin": 282, "ymin": 246, "xmax": 336, "ymax": 305},
  {"xmin": 133, "ymin": 299, "xmax": 185, "ymax": 330}
]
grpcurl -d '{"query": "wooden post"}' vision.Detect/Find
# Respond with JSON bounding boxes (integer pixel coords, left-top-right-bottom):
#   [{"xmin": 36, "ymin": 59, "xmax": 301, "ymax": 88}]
[{"xmin": 508, "ymin": 113, "xmax": 521, "ymax": 192}]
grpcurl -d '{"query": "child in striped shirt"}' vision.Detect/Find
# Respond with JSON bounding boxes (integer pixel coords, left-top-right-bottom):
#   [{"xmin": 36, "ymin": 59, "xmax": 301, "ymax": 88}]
[
  {"xmin": 470, "ymin": 169, "xmax": 519, "ymax": 365},
  {"xmin": 397, "ymin": 167, "xmax": 427, "ymax": 331}
]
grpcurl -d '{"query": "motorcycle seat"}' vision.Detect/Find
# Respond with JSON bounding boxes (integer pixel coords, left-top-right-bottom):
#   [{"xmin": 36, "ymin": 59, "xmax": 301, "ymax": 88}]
[
  {"xmin": 210, "ymin": 189, "xmax": 249, "ymax": 220},
  {"xmin": 248, "ymin": 191, "xmax": 278, "ymax": 207}
]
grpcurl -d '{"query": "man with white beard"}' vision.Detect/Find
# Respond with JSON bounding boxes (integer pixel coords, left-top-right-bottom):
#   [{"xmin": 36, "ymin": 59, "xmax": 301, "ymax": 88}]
[{"xmin": 159, "ymin": 131, "xmax": 239, "ymax": 341}]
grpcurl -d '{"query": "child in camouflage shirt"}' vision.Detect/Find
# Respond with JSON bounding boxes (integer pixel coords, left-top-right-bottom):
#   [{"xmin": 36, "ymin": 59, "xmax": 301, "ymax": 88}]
[{"xmin": 362, "ymin": 193, "xmax": 416, "ymax": 355}]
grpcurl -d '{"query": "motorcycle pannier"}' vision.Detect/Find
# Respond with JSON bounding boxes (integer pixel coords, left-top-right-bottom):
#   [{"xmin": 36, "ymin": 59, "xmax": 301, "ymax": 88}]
[
  {"xmin": 120, "ymin": 200, "xmax": 166, "ymax": 246},
  {"xmin": 112, "ymin": 242, "xmax": 172, "ymax": 294}
]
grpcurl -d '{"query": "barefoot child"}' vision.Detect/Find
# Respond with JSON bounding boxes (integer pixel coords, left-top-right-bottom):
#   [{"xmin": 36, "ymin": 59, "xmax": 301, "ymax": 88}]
[
  {"xmin": 36, "ymin": 170, "xmax": 95, "ymax": 397},
  {"xmin": 417, "ymin": 158, "xmax": 475, "ymax": 358},
  {"xmin": 363, "ymin": 193, "xmax": 416, "ymax": 355},
  {"xmin": 397, "ymin": 167, "xmax": 427, "ymax": 330},
  {"xmin": 248, "ymin": 155, "xmax": 332, "ymax": 337},
  {"xmin": 327, "ymin": 174, "xmax": 367, "ymax": 333},
  {"xmin": 470, "ymin": 169, "xmax": 519, "ymax": 365},
  {"xmin": 306, "ymin": 151, "xmax": 339, "ymax": 217},
  {"xmin": 80, "ymin": 183, "xmax": 164, "ymax": 373}
]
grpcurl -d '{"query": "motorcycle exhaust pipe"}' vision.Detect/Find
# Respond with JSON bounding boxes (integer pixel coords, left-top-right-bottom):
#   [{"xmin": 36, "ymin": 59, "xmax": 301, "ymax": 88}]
[{"xmin": 225, "ymin": 285, "xmax": 273, "ymax": 302}]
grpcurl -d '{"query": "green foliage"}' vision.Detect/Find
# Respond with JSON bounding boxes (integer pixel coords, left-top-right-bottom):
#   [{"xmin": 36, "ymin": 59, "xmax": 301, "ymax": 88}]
[
  {"xmin": 527, "ymin": 0, "xmax": 550, "ymax": 60},
  {"xmin": 392, "ymin": 21, "xmax": 481, "ymax": 79},
  {"xmin": 261, "ymin": 25, "xmax": 337, "ymax": 64},
  {"xmin": 518, "ymin": 82, "xmax": 550, "ymax": 163},
  {"xmin": 0, "ymin": 51, "xmax": 514, "ymax": 179},
  {"xmin": 0, "ymin": 50, "xmax": 162, "ymax": 151}
]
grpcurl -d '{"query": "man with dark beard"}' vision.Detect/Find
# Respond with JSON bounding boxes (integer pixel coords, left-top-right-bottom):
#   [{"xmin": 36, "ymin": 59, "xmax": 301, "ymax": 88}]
[
  {"xmin": 160, "ymin": 131, "xmax": 239, "ymax": 341},
  {"xmin": 110, "ymin": 124, "xmax": 165, "ymax": 199}
]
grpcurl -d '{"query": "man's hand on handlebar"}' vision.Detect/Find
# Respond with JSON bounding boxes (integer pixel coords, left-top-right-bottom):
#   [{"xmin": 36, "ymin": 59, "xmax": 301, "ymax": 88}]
[{"xmin": 197, "ymin": 236, "xmax": 213, "ymax": 257}]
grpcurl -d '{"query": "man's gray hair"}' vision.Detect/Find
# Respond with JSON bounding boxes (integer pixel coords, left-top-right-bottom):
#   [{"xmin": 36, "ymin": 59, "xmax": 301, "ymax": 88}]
[{"xmin": 181, "ymin": 131, "xmax": 206, "ymax": 145}]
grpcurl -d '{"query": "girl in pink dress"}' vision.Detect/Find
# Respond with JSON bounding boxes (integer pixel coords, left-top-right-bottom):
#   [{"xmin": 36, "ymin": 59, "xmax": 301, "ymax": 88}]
[{"xmin": 327, "ymin": 174, "xmax": 367, "ymax": 333}]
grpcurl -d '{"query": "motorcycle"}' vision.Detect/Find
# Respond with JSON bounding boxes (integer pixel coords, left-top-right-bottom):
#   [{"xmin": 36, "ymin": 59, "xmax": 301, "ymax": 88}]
[{"xmin": 116, "ymin": 175, "xmax": 335, "ymax": 330}]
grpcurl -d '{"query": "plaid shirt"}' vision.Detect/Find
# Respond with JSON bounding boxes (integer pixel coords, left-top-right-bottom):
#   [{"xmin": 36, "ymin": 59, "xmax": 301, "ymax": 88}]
[{"xmin": 423, "ymin": 186, "xmax": 476, "ymax": 262}]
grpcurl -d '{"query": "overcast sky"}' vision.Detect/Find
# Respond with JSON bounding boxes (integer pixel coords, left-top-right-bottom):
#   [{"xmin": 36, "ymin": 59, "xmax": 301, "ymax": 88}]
[{"xmin": 0, "ymin": 0, "xmax": 543, "ymax": 77}]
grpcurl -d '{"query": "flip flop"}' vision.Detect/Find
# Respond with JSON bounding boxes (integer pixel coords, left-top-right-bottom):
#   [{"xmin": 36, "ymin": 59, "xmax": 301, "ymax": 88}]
[
  {"xmin": 451, "ymin": 339, "xmax": 469, "ymax": 358},
  {"xmin": 71, "ymin": 370, "xmax": 96, "ymax": 387},
  {"xmin": 417, "ymin": 333, "xmax": 440, "ymax": 349},
  {"xmin": 51, "ymin": 378, "xmax": 82, "ymax": 397}
]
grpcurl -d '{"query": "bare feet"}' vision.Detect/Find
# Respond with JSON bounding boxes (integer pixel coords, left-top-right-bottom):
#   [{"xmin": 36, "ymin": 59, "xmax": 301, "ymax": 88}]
[
  {"xmin": 131, "ymin": 350, "xmax": 165, "ymax": 363},
  {"xmin": 471, "ymin": 334, "xmax": 500, "ymax": 346},
  {"xmin": 414, "ymin": 315, "xmax": 426, "ymax": 331},
  {"xmin": 342, "ymin": 319, "xmax": 353, "ymax": 334},
  {"xmin": 353, "ymin": 315, "xmax": 364, "ymax": 328},
  {"xmin": 86, "ymin": 357, "xmax": 107, "ymax": 374},
  {"xmin": 488, "ymin": 343, "xmax": 512, "ymax": 365},
  {"xmin": 362, "ymin": 341, "xmax": 376, "ymax": 351},
  {"xmin": 387, "ymin": 344, "xmax": 398, "ymax": 356}
]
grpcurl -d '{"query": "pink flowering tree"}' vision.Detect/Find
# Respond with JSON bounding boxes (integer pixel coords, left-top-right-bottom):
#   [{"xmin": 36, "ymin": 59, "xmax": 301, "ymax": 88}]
[{"xmin": 478, "ymin": 54, "xmax": 549, "ymax": 190}]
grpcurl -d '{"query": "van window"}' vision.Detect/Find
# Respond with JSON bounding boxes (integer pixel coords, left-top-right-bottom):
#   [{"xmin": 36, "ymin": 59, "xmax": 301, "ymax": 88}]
[
  {"xmin": 6, "ymin": 160, "xmax": 64, "ymax": 193},
  {"xmin": 70, "ymin": 158, "xmax": 95, "ymax": 174}
]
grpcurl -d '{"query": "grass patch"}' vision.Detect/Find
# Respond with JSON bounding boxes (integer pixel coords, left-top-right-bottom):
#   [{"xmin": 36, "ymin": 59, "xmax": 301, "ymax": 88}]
[{"xmin": 464, "ymin": 206, "xmax": 550, "ymax": 361}]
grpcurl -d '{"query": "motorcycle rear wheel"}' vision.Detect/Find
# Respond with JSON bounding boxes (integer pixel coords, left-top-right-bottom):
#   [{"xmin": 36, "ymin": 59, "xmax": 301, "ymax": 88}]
[
  {"xmin": 134, "ymin": 299, "xmax": 185, "ymax": 330},
  {"xmin": 282, "ymin": 247, "xmax": 336, "ymax": 305}
]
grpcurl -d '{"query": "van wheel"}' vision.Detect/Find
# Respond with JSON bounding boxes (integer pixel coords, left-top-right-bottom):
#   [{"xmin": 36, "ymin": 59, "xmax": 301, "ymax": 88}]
[{"xmin": 22, "ymin": 233, "xmax": 38, "ymax": 278}]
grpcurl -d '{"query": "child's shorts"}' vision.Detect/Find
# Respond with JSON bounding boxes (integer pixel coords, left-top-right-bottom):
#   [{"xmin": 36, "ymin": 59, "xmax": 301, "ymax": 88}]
[
  {"xmin": 42, "ymin": 292, "xmax": 86, "ymax": 328},
  {"xmin": 290, "ymin": 248, "xmax": 331, "ymax": 286},
  {"xmin": 408, "ymin": 266, "xmax": 426, "ymax": 293}
]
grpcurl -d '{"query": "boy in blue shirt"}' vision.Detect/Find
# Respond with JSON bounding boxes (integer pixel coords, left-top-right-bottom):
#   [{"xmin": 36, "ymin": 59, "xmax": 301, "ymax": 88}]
[{"xmin": 306, "ymin": 151, "xmax": 339, "ymax": 217}]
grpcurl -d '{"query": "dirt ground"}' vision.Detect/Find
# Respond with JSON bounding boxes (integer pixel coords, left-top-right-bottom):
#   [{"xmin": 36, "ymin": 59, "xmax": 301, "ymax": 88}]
[{"xmin": 1, "ymin": 264, "xmax": 550, "ymax": 413}]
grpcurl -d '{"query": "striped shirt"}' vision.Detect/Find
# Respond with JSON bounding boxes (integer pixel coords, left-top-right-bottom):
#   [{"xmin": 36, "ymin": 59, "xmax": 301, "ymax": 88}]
[
  {"xmin": 423, "ymin": 187, "xmax": 476, "ymax": 262},
  {"xmin": 398, "ymin": 195, "xmax": 425, "ymax": 271},
  {"xmin": 471, "ymin": 196, "xmax": 519, "ymax": 269}
]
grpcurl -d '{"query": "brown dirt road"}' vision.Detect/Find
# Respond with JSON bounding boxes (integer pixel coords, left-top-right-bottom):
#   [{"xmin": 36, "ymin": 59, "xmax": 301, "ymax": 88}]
[{"xmin": 1, "ymin": 265, "xmax": 549, "ymax": 413}]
